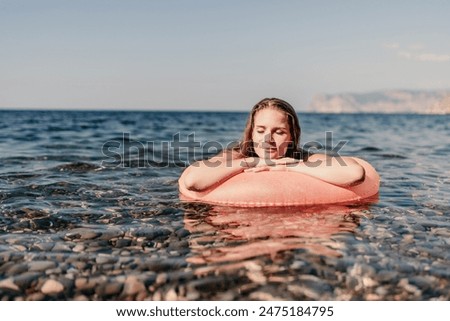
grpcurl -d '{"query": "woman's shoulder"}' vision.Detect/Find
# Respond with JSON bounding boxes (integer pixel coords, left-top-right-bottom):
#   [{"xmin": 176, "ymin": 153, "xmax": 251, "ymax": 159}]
[
  {"xmin": 304, "ymin": 153, "xmax": 361, "ymax": 166},
  {"xmin": 218, "ymin": 147, "xmax": 245, "ymax": 159},
  {"xmin": 200, "ymin": 148, "xmax": 243, "ymax": 163}
]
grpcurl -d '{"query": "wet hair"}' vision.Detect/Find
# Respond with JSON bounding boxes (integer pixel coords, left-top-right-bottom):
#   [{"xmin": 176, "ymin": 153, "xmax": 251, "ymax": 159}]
[{"xmin": 234, "ymin": 98, "xmax": 308, "ymax": 160}]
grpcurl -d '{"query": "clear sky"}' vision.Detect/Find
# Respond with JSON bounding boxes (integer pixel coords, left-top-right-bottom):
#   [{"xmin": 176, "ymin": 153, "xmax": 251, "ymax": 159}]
[{"xmin": 1, "ymin": 0, "xmax": 450, "ymax": 111}]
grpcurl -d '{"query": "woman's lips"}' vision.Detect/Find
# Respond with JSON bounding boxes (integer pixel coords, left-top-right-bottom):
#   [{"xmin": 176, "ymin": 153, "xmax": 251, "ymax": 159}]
[{"xmin": 261, "ymin": 143, "xmax": 277, "ymax": 150}]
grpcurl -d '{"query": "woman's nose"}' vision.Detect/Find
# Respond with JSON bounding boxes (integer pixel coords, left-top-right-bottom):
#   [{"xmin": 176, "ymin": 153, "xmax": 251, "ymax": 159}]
[{"xmin": 263, "ymin": 133, "xmax": 274, "ymax": 143}]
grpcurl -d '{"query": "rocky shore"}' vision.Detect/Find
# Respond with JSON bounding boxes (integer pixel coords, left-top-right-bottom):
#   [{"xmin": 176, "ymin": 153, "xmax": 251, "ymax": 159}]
[
  {"xmin": 1, "ymin": 205, "xmax": 449, "ymax": 301},
  {"xmin": 308, "ymin": 89, "xmax": 450, "ymax": 114}
]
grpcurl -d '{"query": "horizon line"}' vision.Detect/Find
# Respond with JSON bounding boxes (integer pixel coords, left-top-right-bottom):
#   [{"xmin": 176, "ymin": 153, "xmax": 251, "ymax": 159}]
[{"xmin": 0, "ymin": 107, "xmax": 447, "ymax": 115}]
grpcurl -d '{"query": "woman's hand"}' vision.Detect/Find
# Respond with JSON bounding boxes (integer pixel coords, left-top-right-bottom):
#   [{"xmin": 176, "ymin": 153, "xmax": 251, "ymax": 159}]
[
  {"xmin": 244, "ymin": 157, "xmax": 300, "ymax": 172},
  {"xmin": 244, "ymin": 155, "xmax": 365, "ymax": 187},
  {"xmin": 268, "ymin": 157, "xmax": 300, "ymax": 166}
]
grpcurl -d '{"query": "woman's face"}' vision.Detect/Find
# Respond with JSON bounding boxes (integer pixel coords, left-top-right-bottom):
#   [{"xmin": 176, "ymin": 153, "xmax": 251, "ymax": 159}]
[{"xmin": 252, "ymin": 108, "xmax": 292, "ymax": 159}]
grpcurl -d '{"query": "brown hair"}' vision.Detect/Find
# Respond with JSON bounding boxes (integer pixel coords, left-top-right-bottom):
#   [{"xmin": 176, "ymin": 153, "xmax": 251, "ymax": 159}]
[{"xmin": 235, "ymin": 98, "xmax": 304, "ymax": 159}]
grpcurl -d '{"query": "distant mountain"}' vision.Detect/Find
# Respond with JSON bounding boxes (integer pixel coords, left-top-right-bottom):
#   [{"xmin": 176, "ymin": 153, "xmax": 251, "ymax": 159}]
[{"xmin": 307, "ymin": 90, "xmax": 450, "ymax": 114}]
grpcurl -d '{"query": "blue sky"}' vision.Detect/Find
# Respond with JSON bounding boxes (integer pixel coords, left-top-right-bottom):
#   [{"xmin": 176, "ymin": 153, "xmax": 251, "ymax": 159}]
[{"xmin": 1, "ymin": 0, "xmax": 450, "ymax": 110}]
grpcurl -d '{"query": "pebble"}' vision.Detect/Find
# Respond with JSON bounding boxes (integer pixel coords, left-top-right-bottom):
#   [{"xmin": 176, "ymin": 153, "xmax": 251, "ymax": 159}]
[
  {"xmin": 13, "ymin": 272, "xmax": 41, "ymax": 289},
  {"xmin": 402, "ymin": 234, "xmax": 414, "ymax": 244},
  {"xmin": 246, "ymin": 270, "xmax": 267, "ymax": 284},
  {"xmin": 0, "ymin": 263, "xmax": 12, "ymax": 277},
  {"xmin": 72, "ymin": 244, "xmax": 85, "ymax": 252},
  {"xmin": 397, "ymin": 262, "xmax": 416, "ymax": 273},
  {"xmin": 71, "ymin": 261, "xmax": 88, "ymax": 270},
  {"xmin": 75, "ymin": 277, "xmax": 97, "ymax": 291},
  {"xmin": 248, "ymin": 291, "xmax": 283, "ymax": 300},
  {"xmin": 98, "ymin": 228, "xmax": 125, "ymax": 240},
  {"xmin": 155, "ymin": 273, "xmax": 168, "ymax": 285},
  {"xmin": 376, "ymin": 270, "xmax": 398, "ymax": 282},
  {"xmin": 130, "ymin": 227, "xmax": 171, "ymax": 240},
  {"xmin": 165, "ymin": 288, "xmax": 178, "ymax": 300},
  {"xmin": 122, "ymin": 276, "xmax": 146, "ymax": 296},
  {"xmin": 115, "ymin": 239, "xmax": 132, "ymax": 248},
  {"xmin": 288, "ymin": 284, "xmax": 321, "ymax": 300},
  {"xmin": 96, "ymin": 255, "xmax": 118, "ymax": 265},
  {"xmin": 431, "ymin": 227, "xmax": 450, "ymax": 238},
  {"xmin": 215, "ymin": 290, "xmax": 235, "ymax": 300},
  {"xmin": 185, "ymin": 289, "xmax": 200, "ymax": 300},
  {"xmin": 41, "ymin": 279, "xmax": 64, "ymax": 294},
  {"xmin": 13, "ymin": 245, "xmax": 27, "ymax": 251},
  {"xmin": 375, "ymin": 286, "xmax": 388, "ymax": 296},
  {"xmin": 289, "ymin": 261, "xmax": 306, "ymax": 270},
  {"xmin": 4, "ymin": 263, "xmax": 29, "ymax": 276},
  {"xmin": 366, "ymin": 293, "xmax": 382, "ymax": 300},
  {"xmin": 96, "ymin": 282, "xmax": 123, "ymax": 297},
  {"xmin": 409, "ymin": 275, "xmax": 437, "ymax": 289},
  {"xmin": 33, "ymin": 242, "xmax": 55, "ymax": 251},
  {"xmin": 398, "ymin": 278, "xmax": 421, "ymax": 297},
  {"xmin": 52, "ymin": 243, "xmax": 73, "ymax": 252},
  {"xmin": 28, "ymin": 261, "xmax": 57, "ymax": 272},
  {"xmin": 27, "ymin": 293, "xmax": 46, "ymax": 300},
  {"xmin": 0, "ymin": 278, "xmax": 20, "ymax": 291},
  {"xmin": 152, "ymin": 291, "xmax": 163, "ymax": 301},
  {"xmin": 65, "ymin": 228, "xmax": 101, "ymax": 240},
  {"xmin": 361, "ymin": 276, "xmax": 378, "ymax": 287}
]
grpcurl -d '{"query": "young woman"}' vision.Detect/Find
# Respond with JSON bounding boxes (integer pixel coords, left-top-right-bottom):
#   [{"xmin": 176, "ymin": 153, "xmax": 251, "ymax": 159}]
[{"xmin": 181, "ymin": 98, "xmax": 365, "ymax": 192}]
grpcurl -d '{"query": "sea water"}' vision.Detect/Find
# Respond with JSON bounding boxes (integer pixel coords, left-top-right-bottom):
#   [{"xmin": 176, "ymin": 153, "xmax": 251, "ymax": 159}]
[{"xmin": 0, "ymin": 110, "xmax": 449, "ymax": 300}]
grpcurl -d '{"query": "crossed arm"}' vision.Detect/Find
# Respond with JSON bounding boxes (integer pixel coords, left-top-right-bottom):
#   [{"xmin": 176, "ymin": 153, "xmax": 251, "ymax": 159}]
[{"xmin": 182, "ymin": 153, "xmax": 365, "ymax": 192}]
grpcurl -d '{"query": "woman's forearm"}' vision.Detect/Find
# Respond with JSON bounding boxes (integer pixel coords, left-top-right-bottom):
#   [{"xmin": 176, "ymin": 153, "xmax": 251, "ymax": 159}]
[
  {"xmin": 182, "ymin": 153, "xmax": 365, "ymax": 191},
  {"xmin": 286, "ymin": 155, "xmax": 365, "ymax": 187},
  {"xmin": 182, "ymin": 156, "xmax": 250, "ymax": 192}
]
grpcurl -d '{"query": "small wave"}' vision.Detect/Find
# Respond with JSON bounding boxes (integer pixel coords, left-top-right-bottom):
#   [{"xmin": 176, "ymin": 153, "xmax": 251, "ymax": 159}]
[
  {"xmin": 434, "ymin": 145, "xmax": 450, "ymax": 155},
  {"xmin": 359, "ymin": 146, "xmax": 382, "ymax": 152},
  {"xmin": 39, "ymin": 143, "xmax": 80, "ymax": 150},
  {"xmin": 47, "ymin": 125, "xmax": 68, "ymax": 132},
  {"xmin": 0, "ymin": 172, "xmax": 42, "ymax": 181},
  {"xmin": 378, "ymin": 153, "xmax": 407, "ymax": 159},
  {"xmin": 120, "ymin": 119, "xmax": 136, "ymax": 125},
  {"xmin": 7, "ymin": 181, "xmax": 95, "ymax": 198},
  {"xmin": 53, "ymin": 162, "xmax": 102, "ymax": 172},
  {"xmin": 1, "ymin": 155, "xmax": 98, "ymax": 164},
  {"xmin": 0, "ymin": 156, "xmax": 35, "ymax": 162}
]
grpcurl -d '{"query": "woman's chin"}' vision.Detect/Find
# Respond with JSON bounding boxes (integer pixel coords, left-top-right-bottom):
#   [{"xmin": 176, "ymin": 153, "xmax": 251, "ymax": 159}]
[{"xmin": 255, "ymin": 150, "xmax": 282, "ymax": 160}]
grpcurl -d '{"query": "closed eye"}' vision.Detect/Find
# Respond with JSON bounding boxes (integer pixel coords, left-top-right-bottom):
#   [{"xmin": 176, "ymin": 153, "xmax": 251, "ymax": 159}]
[{"xmin": 255, "ymin": 127, "xmax": 288, "ymax": 135}]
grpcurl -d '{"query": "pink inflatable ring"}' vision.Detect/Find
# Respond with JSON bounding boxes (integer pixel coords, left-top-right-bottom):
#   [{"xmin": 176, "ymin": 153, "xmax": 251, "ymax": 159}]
[{"xmin": 179, "ymin": 158, "xmax": 379, "ymax": 207}]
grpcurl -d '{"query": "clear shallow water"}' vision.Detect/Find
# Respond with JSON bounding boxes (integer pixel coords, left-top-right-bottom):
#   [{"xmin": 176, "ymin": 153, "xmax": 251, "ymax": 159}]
[{"xmin": 0, "ymin": 110, "xmax": 449, "ymax": 300}]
